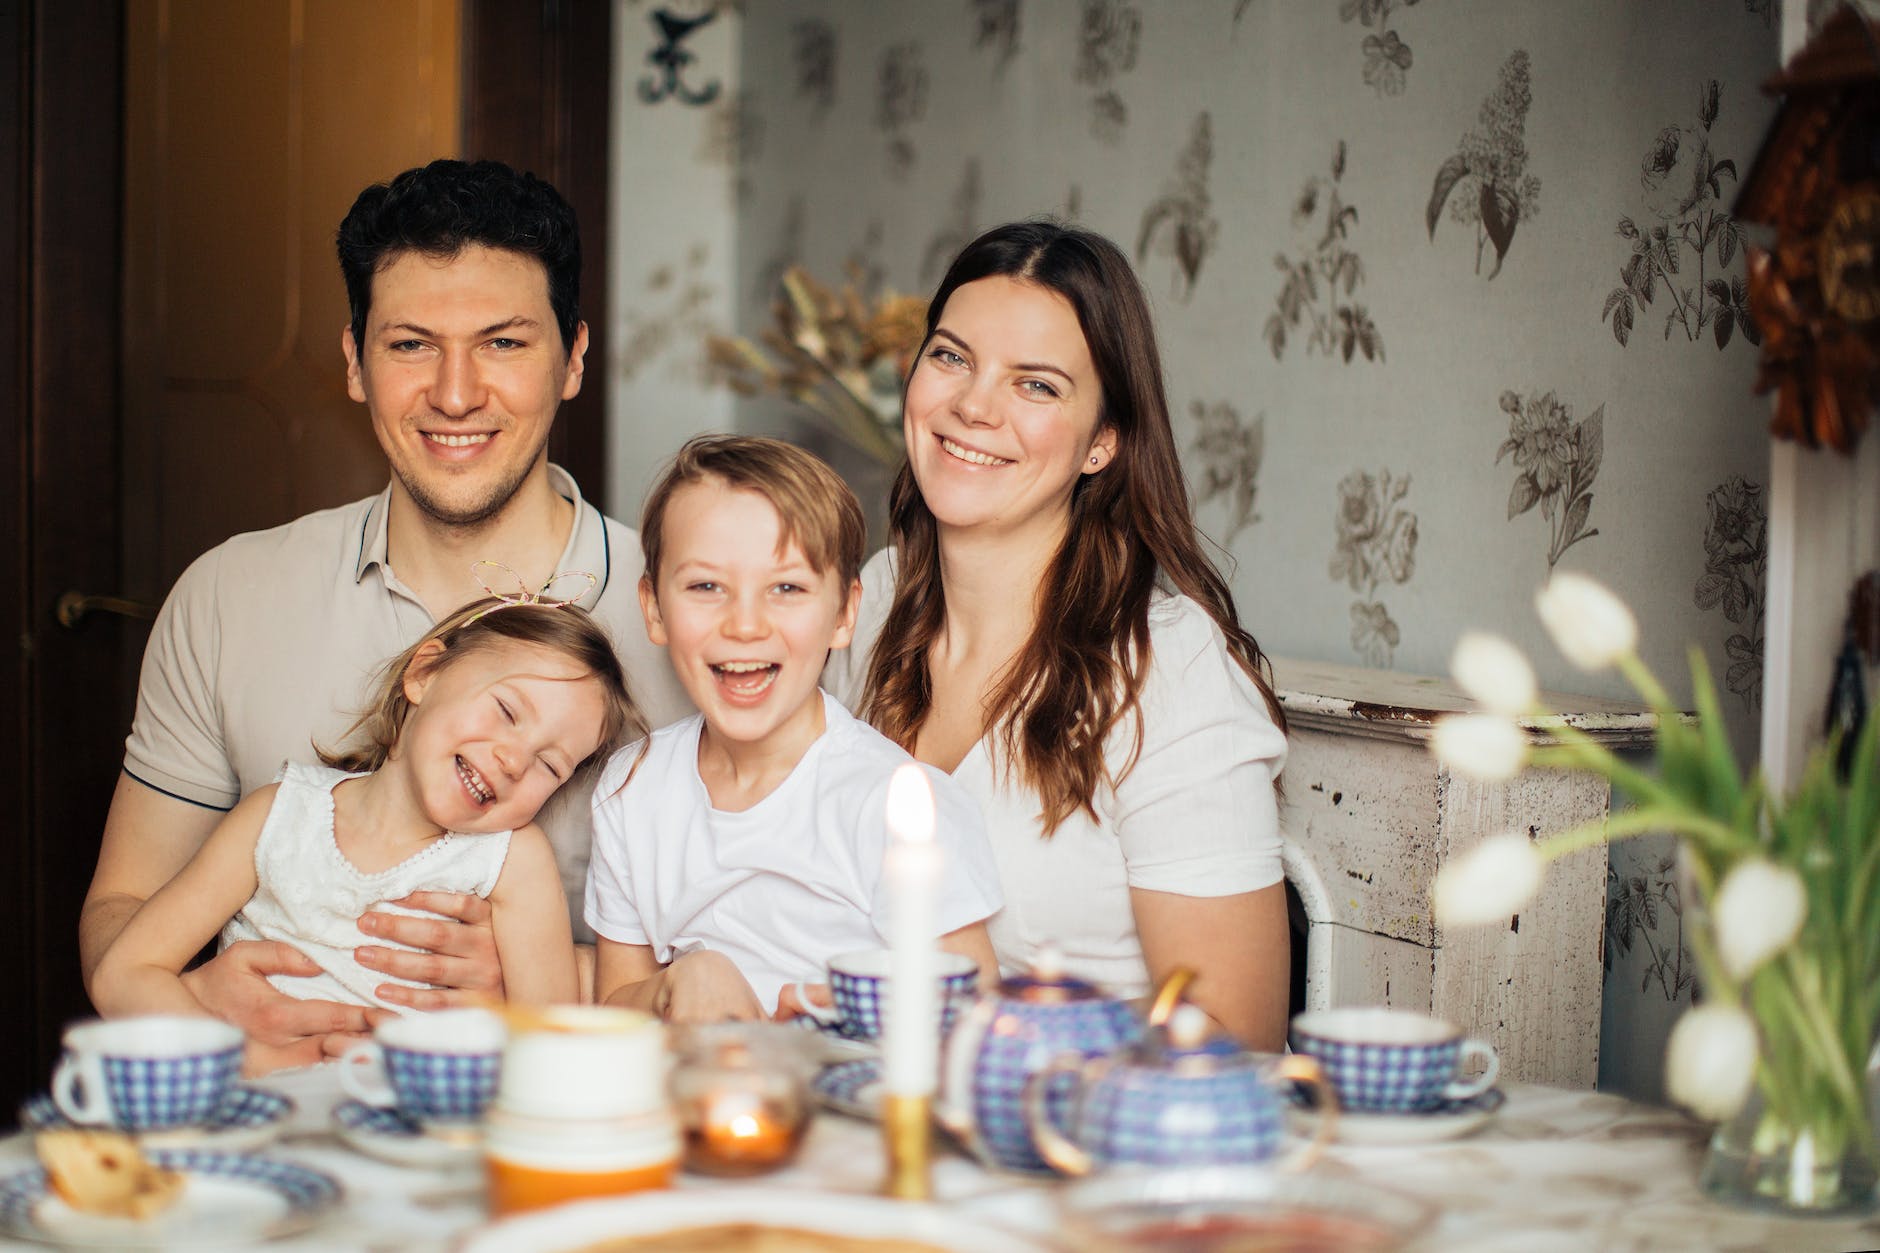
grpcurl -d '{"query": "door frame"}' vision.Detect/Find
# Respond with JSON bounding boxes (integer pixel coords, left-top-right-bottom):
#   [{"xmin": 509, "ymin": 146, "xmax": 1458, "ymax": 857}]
[
  {"xmin": 3, "ymin": 0, "xmax": 128, "ymax": 1119},
  {"xmin": 464, "ymin": 0, "xmax": 613, "ymax": 504}
]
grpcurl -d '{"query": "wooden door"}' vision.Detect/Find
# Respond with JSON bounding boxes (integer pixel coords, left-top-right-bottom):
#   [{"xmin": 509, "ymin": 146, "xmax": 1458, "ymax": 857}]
[{"xmin": 3, "ymin": 0, "xmax": 611, "ymax": 1117}]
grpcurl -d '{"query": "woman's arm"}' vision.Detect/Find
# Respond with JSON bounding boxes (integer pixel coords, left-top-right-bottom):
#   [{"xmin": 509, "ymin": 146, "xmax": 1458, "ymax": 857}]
[
  {"xmin": 1132, "ymin": 883, "xmax": 1289, "ymax": 1050},
  {"xmin": 1112, "ymin": 605, "xmax": 1293, "ymax": 1050},
  {"xmin": 595, "ymin": 939, "xmax": 764, "ymax": 1022},
  {"xmin": 938, "ymin": 920, "xmax": 1000, "ymax": 987},
  {"xmin": 486, "ymin": 826, "xmax": 577, "ymax": 1005},
  {"xmin": 90, "ymin": 786, "xmax": 275, "ymax": 1020}
]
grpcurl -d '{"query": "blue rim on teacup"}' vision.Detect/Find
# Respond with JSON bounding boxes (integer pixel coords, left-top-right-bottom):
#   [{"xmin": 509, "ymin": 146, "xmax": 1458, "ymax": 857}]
[{"xmin": 1288, "ymin": 1007, "xmax": 1499, "ymax": 1114}]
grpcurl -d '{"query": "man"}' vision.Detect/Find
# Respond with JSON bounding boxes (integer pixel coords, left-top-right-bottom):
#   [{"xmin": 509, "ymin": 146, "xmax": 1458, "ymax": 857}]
[{"xmin": 80, "ymin": 160, "xmax": 688, "ymax": 1067}]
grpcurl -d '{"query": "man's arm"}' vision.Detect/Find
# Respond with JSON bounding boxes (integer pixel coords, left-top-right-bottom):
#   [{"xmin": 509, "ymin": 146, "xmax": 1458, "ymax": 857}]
[
  {"xmin": 81, "ymin": 773, "xmax": 222, "ymax": 983},
  {"xmin": 83, "ymin": 772, "xmax": 377, "ymax": 1045}
]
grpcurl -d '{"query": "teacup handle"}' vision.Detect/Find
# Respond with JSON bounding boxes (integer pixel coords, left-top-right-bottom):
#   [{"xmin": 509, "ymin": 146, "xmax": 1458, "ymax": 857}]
[
  {"xmin": 788, "ymin": 984, "xmax": 842, "ymax": 1027},
  {"xmin": 1442, "ymin": 1038, "xmax": 1499, "ymax": 1102},
  {"xmin": 50, "ymin": 1052, "xmax": 111, "ymax": 1126},
  {"xmin": 338, "ymin": 1039, "xmax": 396, "ymax": 1107},
  {"xmin": 1273, "ymin": 1054, "xmax": 1338, "ymax": 1172}
]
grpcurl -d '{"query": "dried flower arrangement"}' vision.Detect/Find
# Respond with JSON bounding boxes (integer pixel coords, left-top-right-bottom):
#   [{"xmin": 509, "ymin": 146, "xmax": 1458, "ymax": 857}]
[{"xmin": 708, "ymin": 266, "xmax": 926, "ymax": 467}]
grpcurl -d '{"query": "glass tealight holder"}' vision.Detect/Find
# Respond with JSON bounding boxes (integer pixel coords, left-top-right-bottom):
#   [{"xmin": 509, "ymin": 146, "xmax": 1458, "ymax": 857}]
[{"xmin": 669, "ymin": 1023, "xmax": 814, "ymax": 1177}]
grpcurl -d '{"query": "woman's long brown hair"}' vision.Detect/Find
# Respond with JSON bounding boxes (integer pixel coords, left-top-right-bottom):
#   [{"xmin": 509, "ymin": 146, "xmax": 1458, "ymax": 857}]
[{"xmin": 861, "ymin": 221, "xmax": 1285, "ymax": 833}]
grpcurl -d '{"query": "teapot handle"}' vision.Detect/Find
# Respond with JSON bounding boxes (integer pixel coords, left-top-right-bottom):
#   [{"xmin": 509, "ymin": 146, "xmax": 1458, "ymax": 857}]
[
  {"xmin": 1146, "ymin": 966, "xmax": 1198, "ymax": 1029},
  {"xmin": 1022, "ymin": 1051, "xmax": 1095, "ymax": 1177},
  {"xmin": 1273, "ymin": 1054, "xmax": 1339, "ymax": 1172}
]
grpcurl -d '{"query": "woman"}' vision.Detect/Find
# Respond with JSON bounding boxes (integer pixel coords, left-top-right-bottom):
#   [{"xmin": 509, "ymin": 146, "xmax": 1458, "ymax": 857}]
[{"xmin": 828, "ymin": 221, "xmax": 1290, "ymax": 1049}]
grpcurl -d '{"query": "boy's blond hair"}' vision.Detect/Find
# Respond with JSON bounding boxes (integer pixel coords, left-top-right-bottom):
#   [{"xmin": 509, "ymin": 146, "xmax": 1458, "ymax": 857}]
[{"xmin": 640, "ymin": 435, "xmax": 866, "ymax": 589}]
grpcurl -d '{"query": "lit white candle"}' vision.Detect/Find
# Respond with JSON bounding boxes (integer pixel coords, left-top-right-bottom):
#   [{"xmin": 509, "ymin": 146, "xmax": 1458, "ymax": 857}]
[{"xmin": 883, "ymin": 763, "xmax": 941, "ymax": 1096}]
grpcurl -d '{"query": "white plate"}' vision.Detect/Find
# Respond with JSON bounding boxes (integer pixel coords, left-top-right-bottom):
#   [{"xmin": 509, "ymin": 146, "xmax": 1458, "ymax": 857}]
[
  {"xmin": 1292, "ymin": 1088, "xmax": 1505, "ymax": 1146},
  {"xmin": 17, "ymin": 1086, "xmax": 295, "ymax": 1154},
  {"xmin": 0, "ymin": 1149, "xmax": 339, "ymax": 1249},
  {"xmin": 459, "ymin": 1187, "xmax": 1052, "ymax": 1252},
  {"xmin": 330, "ymin": 1099, "xmax": 482, "ymax": 1170}
]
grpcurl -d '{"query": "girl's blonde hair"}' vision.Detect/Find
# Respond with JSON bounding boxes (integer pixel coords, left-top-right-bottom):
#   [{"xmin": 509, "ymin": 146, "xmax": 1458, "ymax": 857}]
[{"xmin": 318, "ymin": 597, "xmax": 644, "ymax": 776}]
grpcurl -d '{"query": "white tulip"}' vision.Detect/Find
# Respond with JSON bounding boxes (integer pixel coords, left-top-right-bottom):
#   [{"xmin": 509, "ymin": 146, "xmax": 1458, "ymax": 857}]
[
  {"xmin": 1432, "ymin": 713, "xmax": 1528, "ymax": 780},
  {"xmin": 1451, "ymin": 632, "xmax": 1539, "ymax": 715},
  {"xmin": 1713, "ymin": 858, "xmax": 1807, "ymax": 981},
  {"xmin": 1433, "ymin": 833, "xmax": 1546, "ymax": 928},
  {"xmin": 1534, "ymin": 572, "xmax": 1638, "ymax": 671},
  {"xmin": 1665, "ymin": 1003, "xmax": 1759, "ymax": 1122}
]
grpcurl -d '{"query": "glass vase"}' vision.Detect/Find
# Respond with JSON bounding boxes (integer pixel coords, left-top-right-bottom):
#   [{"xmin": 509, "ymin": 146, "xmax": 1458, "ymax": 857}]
[{"xmin": 1698, "ymin": 1048, "xmax": 1880, "ymax": 1216}]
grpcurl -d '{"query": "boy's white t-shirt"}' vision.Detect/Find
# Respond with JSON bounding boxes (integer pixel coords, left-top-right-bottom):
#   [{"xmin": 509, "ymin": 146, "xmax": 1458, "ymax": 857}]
[{"xmin": 585, "ymin": 690, "xmax": 1004, "ymax": 1012}]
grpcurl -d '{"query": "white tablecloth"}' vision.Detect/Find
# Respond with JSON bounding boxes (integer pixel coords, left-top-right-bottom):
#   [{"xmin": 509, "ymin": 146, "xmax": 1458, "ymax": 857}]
[{"xmin": 3, "ymin": 1069, "xmax": 1877, "ymax": 1251}]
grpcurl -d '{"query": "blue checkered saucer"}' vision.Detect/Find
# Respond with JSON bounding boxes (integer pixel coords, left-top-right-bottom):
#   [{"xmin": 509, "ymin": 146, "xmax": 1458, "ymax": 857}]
[
  {"xmin": 0, "ymin": 1148, "xmax": 339, "ymax": 1248},
  {"xmin": 18, "ymin": 1085, "xmax": 294, "ymax": 1153},
  {"xmin": 1287, "ymin": 1085, "xmax": 1506, "ymax": 1146},
  {"xmin": 811, "ymin": 1059, "xmax": 885, "ymax": 1121},
  {"xmin": 330, "ymin": 1099, "xmax": 483, "ymax": 1170}
]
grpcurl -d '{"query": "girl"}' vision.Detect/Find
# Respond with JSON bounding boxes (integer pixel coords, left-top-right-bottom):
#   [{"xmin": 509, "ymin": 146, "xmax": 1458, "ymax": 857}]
[
  {"xmin": 91, "ymin": 594, "xmax": 641, "ymax": 1072},
  {"xmin": 827, "ymin": 222, "xmax": 1291, "ymax": 1049}
]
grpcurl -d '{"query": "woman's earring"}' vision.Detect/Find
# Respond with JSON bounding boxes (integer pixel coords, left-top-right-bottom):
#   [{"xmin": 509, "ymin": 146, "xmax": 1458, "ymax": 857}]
[{"xmin": 1089, "ymin": 455, "xmax": 1100, "ymax": 466}]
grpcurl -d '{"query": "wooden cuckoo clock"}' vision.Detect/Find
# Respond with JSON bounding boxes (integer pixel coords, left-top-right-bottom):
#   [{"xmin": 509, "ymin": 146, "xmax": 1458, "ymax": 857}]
[{"xmin": 1736, "ymin": 7, "xmax": 1880, "ymax": 454}]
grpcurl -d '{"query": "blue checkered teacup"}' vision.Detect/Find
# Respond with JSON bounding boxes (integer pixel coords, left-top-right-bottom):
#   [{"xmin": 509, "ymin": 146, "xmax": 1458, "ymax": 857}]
[
  {"xmin": 1288, "ymin": 1007, "xmax": 1499, "ymax": 1114},
  {"xmin": 52, "ymin": 1016, "xmax": 244, "ymax": 1132},
  {"xmin": 339, "ymin": 1008, "xmax": 505, "ymax": 1126},
  {"xmin": 791, "ymin": 949, "xmax": 978, "ymax": 1043}
]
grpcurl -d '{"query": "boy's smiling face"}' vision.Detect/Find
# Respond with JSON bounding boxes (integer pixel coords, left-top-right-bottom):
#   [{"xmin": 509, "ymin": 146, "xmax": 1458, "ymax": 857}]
[{"xmin": 640, "ymin": 478, "xmax": 860, "ymax": 764}]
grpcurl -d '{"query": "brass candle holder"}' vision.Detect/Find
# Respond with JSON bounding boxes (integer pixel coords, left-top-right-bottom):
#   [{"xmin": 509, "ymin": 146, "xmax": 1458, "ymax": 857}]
[{"xmin": 881, "ymin": 1093, "xmax": 933, "ymax": 1201}]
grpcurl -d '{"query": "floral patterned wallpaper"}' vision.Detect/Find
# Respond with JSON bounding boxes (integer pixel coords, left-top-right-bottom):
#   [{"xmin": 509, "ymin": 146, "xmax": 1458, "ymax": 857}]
[{"xmin": 706, "ymin": 0, "xmax": 1779, "ymax": 1100}]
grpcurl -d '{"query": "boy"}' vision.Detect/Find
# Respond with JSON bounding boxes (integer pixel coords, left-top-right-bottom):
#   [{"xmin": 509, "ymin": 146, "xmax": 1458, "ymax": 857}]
[{"xmin": 588, "ymin": 436, "xmax": 1002, "ymax": 1020}]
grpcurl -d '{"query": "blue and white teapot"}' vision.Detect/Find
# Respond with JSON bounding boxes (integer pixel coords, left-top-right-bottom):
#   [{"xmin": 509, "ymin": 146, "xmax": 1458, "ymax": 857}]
[
  {"xmin": 936, "ymin": 948, "xmax": 1149, "ymax": 1174},
  {"xmin": 1022, "ymin": 1002, "xmax": 1338, "ymax": 1176}
]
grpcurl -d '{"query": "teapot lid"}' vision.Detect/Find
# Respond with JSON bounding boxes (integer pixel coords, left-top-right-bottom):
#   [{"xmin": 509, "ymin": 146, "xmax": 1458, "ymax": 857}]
[
  {"xmin": 997, "ymin": 943, "xmax": 1110, "ymax": 1004},
  {"xmin": 1127, "ymin": 1004, "xmax": 1248, "ymax": 1073}
]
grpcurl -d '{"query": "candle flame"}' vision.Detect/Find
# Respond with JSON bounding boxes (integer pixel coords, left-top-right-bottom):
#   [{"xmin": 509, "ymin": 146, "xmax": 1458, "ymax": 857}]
[
  {"xmin": 885, "ymin": 762, "xmax": 936, "ymax": 844},
  {"xmin": 729, "ymin": 1113, "xmax": 763, "ymax": 1140}
]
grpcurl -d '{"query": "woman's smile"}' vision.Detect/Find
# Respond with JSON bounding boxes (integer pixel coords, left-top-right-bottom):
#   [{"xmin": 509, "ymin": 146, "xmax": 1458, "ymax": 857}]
[{"xmin": 938, "ymin": 435, "xmax": 1013, "ymax": 467}]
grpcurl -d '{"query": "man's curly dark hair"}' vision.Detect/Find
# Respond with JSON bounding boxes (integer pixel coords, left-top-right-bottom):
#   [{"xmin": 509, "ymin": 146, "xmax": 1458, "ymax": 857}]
[{"xmin": 336, "ymin": 159, "xmax": 581, "ymax": 354}]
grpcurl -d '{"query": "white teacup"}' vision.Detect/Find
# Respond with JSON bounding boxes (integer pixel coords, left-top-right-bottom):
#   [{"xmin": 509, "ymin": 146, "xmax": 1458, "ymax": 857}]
[
  {"xmin": 495, "ymin": 1005, "xmax": 670, "ymax": 1121},
  {"xmin": 789, "ymin": 949, "xmax": 979, "ymax": 1042},
  {"xmin": 1289, "ymin": 1007, "xmax": 1499, "ymax": 1114},
  {"xmin": 339, "ymin": 1008, "xmax": 506, "ymax": 1126},
  {"xmin": 52, "ymin": 1016, "xmax": 244, "ymax": 1131}
]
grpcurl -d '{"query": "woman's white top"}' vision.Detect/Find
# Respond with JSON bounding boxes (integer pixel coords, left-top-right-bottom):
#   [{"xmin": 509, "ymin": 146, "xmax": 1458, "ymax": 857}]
[
  {"xmin": 824, "ymin": 552, "xmax": 1287, "ymax": 999},
  {"xmin": 585, "ymin": 691, "xmax": 1004, "ymax": 1013},
  {"xmin": 220, "ymin": 761, "xmax": 512, "ymax": 1009}
]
